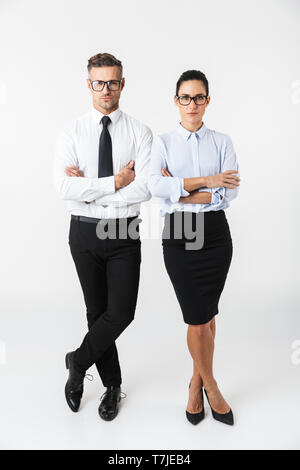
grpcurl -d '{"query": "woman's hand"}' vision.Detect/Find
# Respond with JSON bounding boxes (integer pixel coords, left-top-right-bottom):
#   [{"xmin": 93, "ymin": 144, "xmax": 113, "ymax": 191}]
[
  {"xmin": 204, "ymin": 170, "xmax": 240, "ymax": 189},
  {"xmin": 65, "ymin": 166, "xmax": 84, "ymax": 177},
  {"xmin": 161, "ymin": 167, "xmax": 172, "ymax": 177}
]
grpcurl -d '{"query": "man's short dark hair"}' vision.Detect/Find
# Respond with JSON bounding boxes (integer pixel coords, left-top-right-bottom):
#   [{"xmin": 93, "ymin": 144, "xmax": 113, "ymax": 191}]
[
  {"xmin": 176, "ymin": 70, "xmax": 209, "ymax": 96},
  {"xmin": 87, "ymin": 52, "xmax": 123, "ymax": 77}
]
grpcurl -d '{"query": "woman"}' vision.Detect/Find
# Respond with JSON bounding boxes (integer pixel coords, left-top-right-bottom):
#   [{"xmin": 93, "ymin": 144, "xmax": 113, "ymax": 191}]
[{"xmin": 148, "ymin": 70, "xmax": 240, "ymax": 426}]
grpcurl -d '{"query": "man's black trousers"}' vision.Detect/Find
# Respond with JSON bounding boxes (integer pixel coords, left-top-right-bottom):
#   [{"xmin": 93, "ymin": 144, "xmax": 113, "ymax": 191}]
[{"xmin": 68, "ymin": 215, "xmax": 141, "ymax": 387}]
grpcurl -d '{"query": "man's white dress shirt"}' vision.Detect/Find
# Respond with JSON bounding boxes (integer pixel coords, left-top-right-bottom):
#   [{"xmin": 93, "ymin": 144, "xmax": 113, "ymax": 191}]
[{"xmin": 53, "ymin": 107, "xmax": 153, "ymax": 218}]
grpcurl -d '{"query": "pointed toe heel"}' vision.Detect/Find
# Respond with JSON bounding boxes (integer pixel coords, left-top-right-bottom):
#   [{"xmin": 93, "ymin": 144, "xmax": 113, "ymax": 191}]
[
  {"xmin": 203, "ymin": 388, "xmax": 234, "ymax": 426},
  {"xmin": 185, "ymin": 408, "xmax": 205, "ymax": 425},
  {"xmin": 185, "ymin": 383, "xmax": 205, "ymax": 425}
]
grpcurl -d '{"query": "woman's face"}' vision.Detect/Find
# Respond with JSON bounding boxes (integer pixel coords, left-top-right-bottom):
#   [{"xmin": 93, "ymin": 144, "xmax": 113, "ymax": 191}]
[{"xmin": 174, "ymin": 79, "xmax": 210, "ymax": 126}]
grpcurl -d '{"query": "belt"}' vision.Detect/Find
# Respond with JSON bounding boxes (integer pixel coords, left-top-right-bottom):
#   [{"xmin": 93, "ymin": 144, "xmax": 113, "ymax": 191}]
[{"xmin": 71, "ymin": 214, "xmax": 139, "ymax": 224}]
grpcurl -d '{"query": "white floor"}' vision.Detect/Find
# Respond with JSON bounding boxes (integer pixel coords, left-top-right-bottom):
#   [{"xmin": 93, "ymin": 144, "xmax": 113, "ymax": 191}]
[{"xmin": 1, "ymin": 290, "xmax": 299, "ymax": 450}]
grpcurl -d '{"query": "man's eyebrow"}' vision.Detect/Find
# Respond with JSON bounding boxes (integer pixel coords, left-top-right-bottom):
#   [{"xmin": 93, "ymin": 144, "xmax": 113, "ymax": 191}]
[{"xmin": 181, "ymin": 93, "xmax": 206, "ymax": 96}]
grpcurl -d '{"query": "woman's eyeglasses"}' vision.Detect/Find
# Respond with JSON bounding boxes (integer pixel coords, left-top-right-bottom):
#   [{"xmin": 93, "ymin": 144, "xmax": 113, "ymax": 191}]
[{"xmin": 176, "ymin": 94, "xmax": 208, "ymax": 106}]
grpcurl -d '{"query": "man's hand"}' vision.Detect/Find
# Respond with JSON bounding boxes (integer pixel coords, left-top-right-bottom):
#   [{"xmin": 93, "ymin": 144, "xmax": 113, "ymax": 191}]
[
  {"xmin": 161, "ymin": 167, "xmax": 172, "ymax": 177},
  {"xmin": 65, "ymin": 166, "xmax": 84, "ymax": 177},
  {"xmin": 204, "ymin": 170, "xmax": 240, "ymax": 189},
  {"xmin": 114, "ymin": 160, "xmax": 135, "ymax": 190}
]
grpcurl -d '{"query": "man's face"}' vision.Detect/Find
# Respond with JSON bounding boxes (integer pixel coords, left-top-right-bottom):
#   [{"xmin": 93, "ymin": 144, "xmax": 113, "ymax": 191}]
[
  {"xmin": 87, "ymin": 66, "xmax": 125, "ymax": 114},
  {"xmin": 174, "ymin": 79, "xmax": 210, "ymax": 126}
]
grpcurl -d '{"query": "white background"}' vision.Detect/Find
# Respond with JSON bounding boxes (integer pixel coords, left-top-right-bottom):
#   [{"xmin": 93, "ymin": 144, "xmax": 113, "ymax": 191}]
[{"xmin": 0, "ymin": 0, "xmax": 299, "ymax": 450}]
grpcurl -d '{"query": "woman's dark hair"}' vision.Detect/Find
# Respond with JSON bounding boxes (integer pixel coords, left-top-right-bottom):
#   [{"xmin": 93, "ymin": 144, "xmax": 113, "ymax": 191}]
[
  {"xmin": 176, "ymin": 70, "xmax": 209, "ymax": 96},
  {"xmin": 87, "ymin": 52, "xmax": 123, "ymax": 77}
]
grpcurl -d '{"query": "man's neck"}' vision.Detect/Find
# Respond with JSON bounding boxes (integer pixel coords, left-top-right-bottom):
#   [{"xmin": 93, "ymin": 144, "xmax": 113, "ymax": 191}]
[{"xmin": 93, "ymin": 103, "xmax": 119, "ymax": 115}]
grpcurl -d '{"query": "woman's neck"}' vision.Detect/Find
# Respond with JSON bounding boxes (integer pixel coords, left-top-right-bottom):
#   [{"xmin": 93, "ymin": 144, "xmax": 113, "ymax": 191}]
[{"xmin": 180, "ymin": 120, "xmax": 203, "ymax": 133}]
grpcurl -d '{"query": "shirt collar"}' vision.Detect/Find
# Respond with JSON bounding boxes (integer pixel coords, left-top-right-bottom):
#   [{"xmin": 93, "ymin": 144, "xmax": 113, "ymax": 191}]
[
  {"xmin": 176, "ymin": 121, "xmax": 207, "ymax": 140},
  {"xmin": 92, "ymin": 106, "xmax": 122, "ymax": 125}
]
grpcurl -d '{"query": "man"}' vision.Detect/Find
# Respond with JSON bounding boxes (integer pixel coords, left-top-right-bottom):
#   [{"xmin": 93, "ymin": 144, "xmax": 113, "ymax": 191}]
[{"xmin": 53, "ymin": 52, "xmax": 152, "ymax": 421}]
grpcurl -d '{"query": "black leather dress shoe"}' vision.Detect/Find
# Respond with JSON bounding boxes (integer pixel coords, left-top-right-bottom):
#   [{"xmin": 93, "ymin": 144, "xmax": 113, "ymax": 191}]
[
  {"xmin": 65, "ymin": 351, "xmax": 93, "ymax": 412},
  {"xmin": 98, "ymin": 386, "xmax": 122, "ymax": 421}
]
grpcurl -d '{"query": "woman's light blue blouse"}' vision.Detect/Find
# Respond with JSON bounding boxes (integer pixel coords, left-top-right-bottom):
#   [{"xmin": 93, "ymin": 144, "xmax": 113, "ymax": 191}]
[{"xmin": 147, "ymin": 122, "xmax": 240, "ymax": 216}]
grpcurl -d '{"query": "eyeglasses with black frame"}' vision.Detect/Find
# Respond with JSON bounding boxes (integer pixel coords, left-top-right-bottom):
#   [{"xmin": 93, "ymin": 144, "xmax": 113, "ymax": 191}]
[
  {"xmin": 89, "ymin": 79, "xmax": 122, "ymax": 92},
  {"xmin": 176, "ymin": 94, "xmax": 208, "ymax": 106}
]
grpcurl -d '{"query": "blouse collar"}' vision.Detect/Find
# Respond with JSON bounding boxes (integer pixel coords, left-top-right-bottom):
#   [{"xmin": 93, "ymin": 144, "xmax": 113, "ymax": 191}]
[{"xmin": 176, "ymin": 121, "xmax": 207, "ymax": 140}]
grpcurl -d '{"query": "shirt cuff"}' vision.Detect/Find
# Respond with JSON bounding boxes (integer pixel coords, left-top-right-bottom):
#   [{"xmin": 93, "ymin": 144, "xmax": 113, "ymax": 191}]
[
  {"xmin": 211, "ymin": 188, "xmax": 225, "ymax": 206},
  {"xmin": 179, "ymin": 177, "xmax": 190, "ymax": 197},
  {"xmin": 169, "ymin": 177, "xmax": 189, "ymax": 203},
  {"xmin": 99, "ymin": 175, "xmax": 116, "ymax": 196}
]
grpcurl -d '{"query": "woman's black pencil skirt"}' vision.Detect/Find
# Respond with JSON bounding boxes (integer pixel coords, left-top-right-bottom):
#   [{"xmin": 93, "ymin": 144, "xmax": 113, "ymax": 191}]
[{"xmin": 162, "ymin": 210, "xmax": 233, "ymax": 325}]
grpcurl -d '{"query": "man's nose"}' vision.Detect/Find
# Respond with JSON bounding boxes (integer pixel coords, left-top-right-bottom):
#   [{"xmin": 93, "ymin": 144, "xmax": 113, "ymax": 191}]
[{"xmin": 102, "ymin": 83, "xmax": 111, "ymax": 93}]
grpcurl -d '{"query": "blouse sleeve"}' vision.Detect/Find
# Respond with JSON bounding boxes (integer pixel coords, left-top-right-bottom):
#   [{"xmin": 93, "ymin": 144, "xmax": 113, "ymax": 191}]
[
  {"xmin": 200, "ymin": 135, "xmax": 240, "ymax": 209},
  {"xmin": 147, "ymin": 135, "xmax": 190, "ymax": 203}
]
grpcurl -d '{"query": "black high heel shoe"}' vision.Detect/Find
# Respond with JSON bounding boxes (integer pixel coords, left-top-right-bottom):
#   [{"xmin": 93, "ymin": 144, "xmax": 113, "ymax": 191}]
[
  {"xmin": 185, "ymin": 382, "xmax": 205, "ymax": 425},
  {"xmin": 203, "ymin": 388, "xmax": 234, "ymax": 425}
]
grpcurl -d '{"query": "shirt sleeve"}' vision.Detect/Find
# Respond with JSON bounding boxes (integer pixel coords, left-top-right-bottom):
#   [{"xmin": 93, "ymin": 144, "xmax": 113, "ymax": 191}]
[
  {"xmin": 201, "ymin": 135, "xmax": 240, "ymax": 209},
  {"xmin": 147, "ymin": 135, "xmax": 190, "ymax": 203},
  {"xmin": 94, "ymin": 126, "xmax": 153, "ymax": 207},
  {"xmin": 53, "ymin": 127, "xmax": 115, "ymax": 202}
]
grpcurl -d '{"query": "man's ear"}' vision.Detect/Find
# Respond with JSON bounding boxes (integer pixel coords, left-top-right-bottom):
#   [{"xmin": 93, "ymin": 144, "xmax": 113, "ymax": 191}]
[
  {"xmin": 121, "ymin": 77, "xmax": 125, "ymax": 90},
  {"xmin": 86, "ymin": 78, "xmax": 92, "ymax": 90}
]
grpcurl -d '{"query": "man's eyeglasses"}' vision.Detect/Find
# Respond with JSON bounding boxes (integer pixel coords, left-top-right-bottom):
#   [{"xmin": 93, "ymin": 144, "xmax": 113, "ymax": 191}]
[
  {"xmin": 89, "ymin": 79, "xmax": 122, "ymax": 92},
  {"xmin": 176, "ymin": 94, "xmax": 208, "ymax": 106}
]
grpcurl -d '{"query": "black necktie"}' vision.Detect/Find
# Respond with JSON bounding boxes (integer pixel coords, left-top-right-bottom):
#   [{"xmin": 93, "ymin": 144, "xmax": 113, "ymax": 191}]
[{"xmin": 98, "ymin": 115, "xmax": 113, "ymax": 177}]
